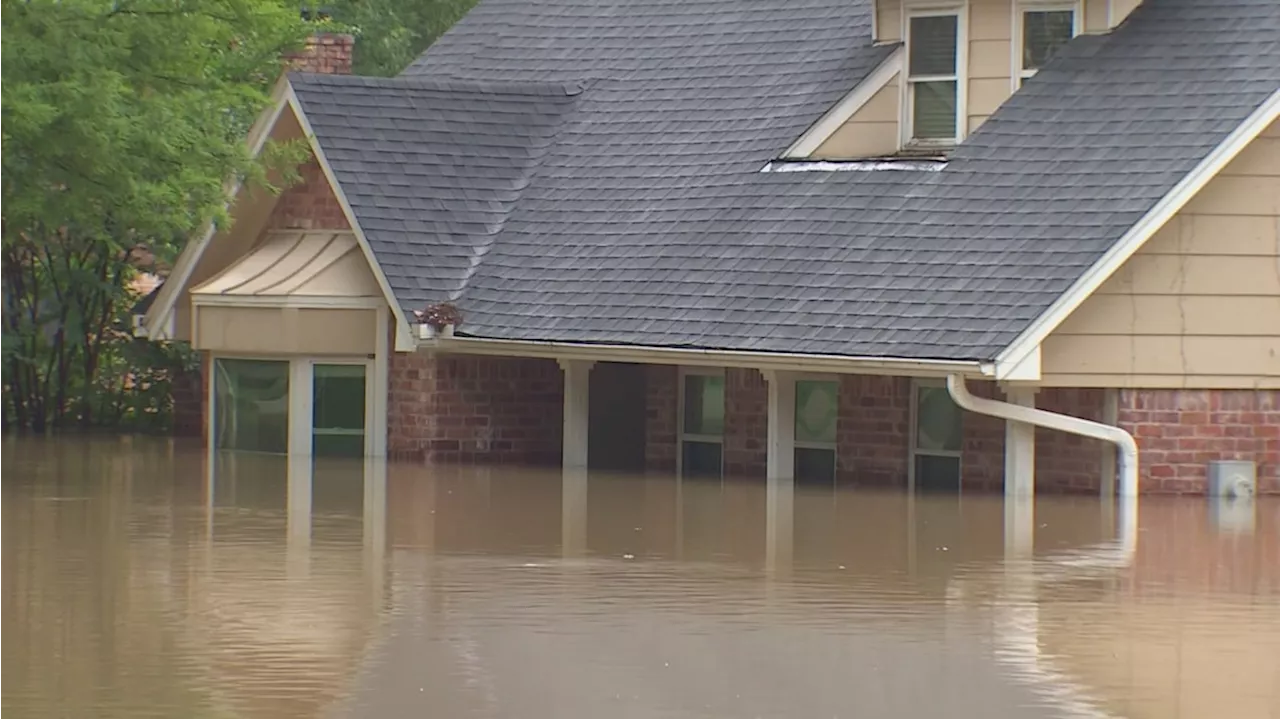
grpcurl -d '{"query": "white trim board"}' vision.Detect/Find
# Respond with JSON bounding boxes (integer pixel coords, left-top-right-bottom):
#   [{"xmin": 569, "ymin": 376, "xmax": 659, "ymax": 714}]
[
  {"xmin": 422, "ymin": 334, "xmax": 994, "ymax": 379},
  {"xmin": 993, "ymin": 88, "xmax": 1280, "ymax": 380},
  {"xmin": 782, "ymin": 47, "xmax": 905, "ymax": 159}
]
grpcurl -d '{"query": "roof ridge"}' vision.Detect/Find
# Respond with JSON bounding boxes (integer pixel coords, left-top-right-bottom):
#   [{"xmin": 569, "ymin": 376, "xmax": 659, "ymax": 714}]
[{"xmin": 288, "ymin": 71, "xmax": 588, "ymax": 97}]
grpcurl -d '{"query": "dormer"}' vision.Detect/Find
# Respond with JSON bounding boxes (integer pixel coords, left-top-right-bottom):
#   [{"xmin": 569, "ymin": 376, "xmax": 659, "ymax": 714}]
[{"xmin": 785, "ymin": 0, "xmax": 1144, "ymax": 161}]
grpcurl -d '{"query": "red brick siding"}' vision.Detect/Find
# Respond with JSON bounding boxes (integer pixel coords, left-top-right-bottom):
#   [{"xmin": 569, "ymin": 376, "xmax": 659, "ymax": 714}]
[
  {"xmin": 172, "ymin": 350, "xmax": 209, "ymax": 440},
  {"xmin": 267, "ymin": 158, "xmax": 350, "ymax": 231},
  {"xmin": 836, "ymin": 375, "xmax": 911, "ymax": 487},
  {"xmin": 961, "ymin": 381, "xmax": 1006, "ymax": 492},
  {"xmin": 388, "ymin": 353, "xmax": 563, "ymax": 465},
  {"xmin": 1118, "ymin": 389, "xmax": 1280, "ymax": 494},
  {"xmin": 724, "ymin": 368, "xmax": 767, "ymax": 478},
  {"xmin": 644, "ymin": 365, "xmax": 679, "ymax": 472},
  {"xmin": 286, "ymin": 33, "xmax": 354, "ymax": 75},
  {"xmin": 1036, "ymin": 388, "xmax": 1109, "ymax": 493}
]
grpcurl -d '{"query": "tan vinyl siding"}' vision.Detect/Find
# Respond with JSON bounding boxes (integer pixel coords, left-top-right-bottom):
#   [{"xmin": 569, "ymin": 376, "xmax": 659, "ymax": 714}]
[
  {"xmin": 1109, "ymin": 0, "xmax": 1142, "ymax": 28},
  {"xmin": 876, "ymin": 0, "xmax": 903, "ymax": 43},
  {"xmin": 1082, "ymin": 0, "xmax": 1109, "ymax": 32},
  {"xmin": 1041, "ymin": 120, "xmax": 1280, "ymax": 388},
  {"xmin": 194, "ymin": 306, "xmax": 377, "ymax": 356},
  {"xmin": 967, "ymin": 0, "xmax": 1012, "ymax": 134},
  {"xmin": 812, "ymin": 76, "xmax": 901, "ymax": 159}
]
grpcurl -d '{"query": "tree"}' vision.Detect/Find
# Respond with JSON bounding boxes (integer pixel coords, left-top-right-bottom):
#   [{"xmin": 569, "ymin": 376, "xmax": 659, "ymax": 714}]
[
  {"xmin": 326, "ymin": 0, "xmax": 478, "ymax": 76},
  {"xmin": 1, "ymin": 0, "xmax": 315, "ymax": 430}
]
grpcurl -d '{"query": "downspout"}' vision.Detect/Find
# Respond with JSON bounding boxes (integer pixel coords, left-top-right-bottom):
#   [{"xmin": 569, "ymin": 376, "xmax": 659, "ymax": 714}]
[{"xmin": 946, "ymin": 375, "xmax": 1138, "ymax": 498}]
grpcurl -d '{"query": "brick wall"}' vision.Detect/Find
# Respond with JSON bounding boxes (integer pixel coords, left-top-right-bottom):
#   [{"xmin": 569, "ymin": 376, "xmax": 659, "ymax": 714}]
[
  {"xmin": 1037, "ymin": 388, "xmax": 1109, "ymax": 493},
  {"xmin": 1118, "ymin": 389, "xmax": 1280, "ymax": 494},
  {"xmin": 836, "ymin": 375, "xmax": 911, "ymax": 487},
  {"xmin": 389, "ymin": 352, "xmax": 563, "ymax": 465},
  {"xmin": 961, "ymin": 381, "xmax": 1006, "ymax": 492},
  {"xmin": 171, "ymin": 351, "xmax": 208, "ymax": 439},
  {"xmin": 645, "ymin": 365, "xmax": 679, "ymax": 472},
  {"xmin": 267, "ymin": 158, "xmax": 350, "ymax": 231},
  {"xmin": 724, "ymin": 368, "xmax": 767, "ymax": 478},
  {"xmin": 286, "ymin": 33, "xmax": 354, "ymax": 75}
]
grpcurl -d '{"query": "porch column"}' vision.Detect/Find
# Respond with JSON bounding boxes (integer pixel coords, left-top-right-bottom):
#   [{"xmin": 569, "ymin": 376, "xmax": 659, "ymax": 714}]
[
  {"xmin": 1003, "ymin": 386, "xmax": 1037, "ymax": 498},
  {"xmin": 559, "ymin": 360, "xmax": 595, "ymax": 470},
  {"xmin": 762, "ymin": 370, "xmax": 796, "ymax": 482}
]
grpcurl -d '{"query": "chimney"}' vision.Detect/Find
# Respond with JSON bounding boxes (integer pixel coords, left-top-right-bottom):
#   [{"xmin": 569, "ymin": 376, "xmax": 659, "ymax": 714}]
[{"xmin": 287, "ymin": 33, "xmax": 354, "ymax": 75}]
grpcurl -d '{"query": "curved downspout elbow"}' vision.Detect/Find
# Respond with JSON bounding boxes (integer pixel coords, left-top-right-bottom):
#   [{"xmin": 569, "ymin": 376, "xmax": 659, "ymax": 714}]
[{"xmin": 946, "ymin": 375, "xmax": 1139, "ymax": 498}]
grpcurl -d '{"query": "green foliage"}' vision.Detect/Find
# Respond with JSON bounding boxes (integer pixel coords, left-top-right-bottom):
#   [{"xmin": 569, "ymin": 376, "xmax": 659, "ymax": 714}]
[
  {"xmin": 327, "ymin": 0, "xmax": 479, "ymax": 76},
  {"xmin": 1, "ymin": 0, "xmax": 314, "ymax": 431}
]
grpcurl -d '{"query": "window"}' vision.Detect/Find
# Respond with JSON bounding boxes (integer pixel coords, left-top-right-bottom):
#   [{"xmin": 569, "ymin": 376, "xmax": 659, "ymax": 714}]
[
  {"xmin": 1018, "ymin": 5, "xmax": 1077, "ymax": 84},
  {"xmin": 911, "ymin": 381, "xmax": 963, "ymax": 492},
  {"xmin": 795, "ymin": 379, "xmax": 838, "ymax": 485},
  {"xmin": 680, "ymin": 371, "xmax": 725, "ymax": 479},
  {"xmin": 312, "ymin": 363, "xmax": 367, "ymax": 457},
  {"xmin": 906, "ymin": 12, "xmax": 961, "ymax": 145},
  {"xmin": 213, "ymin": 358, "xmax": 290, "ymax": 454}
]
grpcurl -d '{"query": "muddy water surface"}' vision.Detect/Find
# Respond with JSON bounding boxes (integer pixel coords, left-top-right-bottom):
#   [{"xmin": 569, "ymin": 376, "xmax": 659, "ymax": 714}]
[{"xmin": 3, "ymin": 436, "xmax": 1278, "ymax": 718}]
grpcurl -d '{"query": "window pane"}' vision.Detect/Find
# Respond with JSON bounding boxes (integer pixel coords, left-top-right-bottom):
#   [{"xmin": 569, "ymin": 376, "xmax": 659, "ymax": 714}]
[
  {"xmin": 682, "ymin": 440, "xmax": 723, "ymax": 478},
  {"xmin": 1023, "ymin": 10, "xmax": 1074, "ymax": 71},
  {"xmin": 313, "ymin": 364, "xmax": 366, "ymax": 431},
  {"xmin": 682, "ymin": 375, "xmax": 725, "ymax": 436},
  {"xmin": 213, "ymin": 358, "xmax": 289, "ymax": 454},
  {"xmin": 796, "ymin": 447, "xmax": 836, "ymax": 486},
  {"xmin": 909, "ymin": 15, "xmax": 958, "ymax": 77},
  {"xmin": 915, "ymin": 454, "xmax": 961, "ymax": 492},
  {"xmin": 313, "ymin": 364, "xmax": 367, "ymax": 458},
  {"xmin": 912, "ymin": 80, "xmax": 957, "ymax": 141},
  {"xmin": 795, "ymin": 380, "xmax": 838, "ymax": 444},
  {"xmin": 916, "ymin": 385, "xmax": 962, "ymax": 452}
]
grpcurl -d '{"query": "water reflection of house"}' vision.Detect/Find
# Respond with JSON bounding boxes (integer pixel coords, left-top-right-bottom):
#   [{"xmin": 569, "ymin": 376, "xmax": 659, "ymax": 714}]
[{"xmin": 137, "ymin": 0, "xmax": 1279, "ymax": 498}]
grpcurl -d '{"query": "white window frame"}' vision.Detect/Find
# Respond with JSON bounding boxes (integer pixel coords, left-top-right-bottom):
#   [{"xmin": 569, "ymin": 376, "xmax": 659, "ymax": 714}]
[
  {"xmin": 900, "ymin": 3, "xmax": 968, "ymax": 148},
  {"xmin": 207, "ymin": 354, "xmax": 379, "ymax": 459},
  {"xmin": 1012, "ymin": 0, "xmax": 1083, "ymax": 90},
  {"xmin": 907, "ymin": 378, "xmax": 963, "ymax": 493},
  {"xmin": 794, "ymin": 374, "xmax": 839, "ymax": 483},
  {"xmin": 676, "ymin": 366, "xmax": 726, "ymax": 480}
]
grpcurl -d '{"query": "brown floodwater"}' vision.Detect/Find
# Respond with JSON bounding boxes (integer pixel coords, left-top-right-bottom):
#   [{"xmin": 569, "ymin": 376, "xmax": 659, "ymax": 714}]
[{"xmin": 3, "ymin": 436, "xmax": 1278, "ymax": 719}]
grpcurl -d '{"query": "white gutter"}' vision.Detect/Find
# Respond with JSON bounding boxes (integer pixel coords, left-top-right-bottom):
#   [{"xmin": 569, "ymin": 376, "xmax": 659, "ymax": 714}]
[
  {"xmin": 946, "ymin": 375, "xmax": 1139, "ymax": 498},
  {"xmin": 419, "ymin": 334, "xmax": 995, "ymax": 378}
]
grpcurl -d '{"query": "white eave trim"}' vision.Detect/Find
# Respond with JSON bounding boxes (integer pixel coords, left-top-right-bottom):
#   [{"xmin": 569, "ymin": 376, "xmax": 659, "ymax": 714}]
[
  {"xmin": 143, "ymin": 76, "xmax": 292, "ymax": 340},
  {"xmin": 283, "ymin": 83, "xmax": 416, "ymax": 351},
  {"xmin": 782, "ymin": 46, "xmax": 904, "ymax": 159},
  {"xmin": 419, "ymin": 333, "xmax": 995, "ymax": 379},
  {"xmin": 993, "ymin": 88, "xmax": 1280, "ymax": 381}
]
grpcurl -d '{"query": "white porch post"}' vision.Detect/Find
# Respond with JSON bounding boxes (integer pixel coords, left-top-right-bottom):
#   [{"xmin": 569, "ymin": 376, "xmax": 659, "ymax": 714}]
[
  {"xmin": 559, "ymin": 359, "xmax": 595, "ymax": 470},
  {"xmin": 1003, "ymin": 386, "xmax": 1037, "ymax": 498},
  {"xmin": 762, "ymin": 370, "xmax": 796, "ymax": 482}
]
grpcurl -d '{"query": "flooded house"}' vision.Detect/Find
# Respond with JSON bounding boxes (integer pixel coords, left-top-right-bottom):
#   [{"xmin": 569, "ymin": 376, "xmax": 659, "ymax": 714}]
[{"xmin": 138, "ymin": 0, "xmax": 1279, "ymax": 496}]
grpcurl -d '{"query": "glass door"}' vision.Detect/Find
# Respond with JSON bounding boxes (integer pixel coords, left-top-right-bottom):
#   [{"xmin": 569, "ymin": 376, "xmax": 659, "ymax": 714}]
[
  {"xmin": 213, "ymin": 358, "xmax": 290, "ymax": 453},
  {"xmin": 312, "ymin": 363, "xmax": 368, "ymax": 458}
]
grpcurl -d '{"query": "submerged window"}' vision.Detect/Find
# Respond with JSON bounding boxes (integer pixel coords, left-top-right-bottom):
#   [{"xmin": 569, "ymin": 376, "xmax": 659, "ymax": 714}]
[
  {"xmin": 911, "ymin": 382, "xmax": 963, "ymax": 491},
  {"xmin": 795, "ymin": 379, "xmax": 838, "ymax": 485},
  {"xmin": 213, "ymin": 358, "xmax": 290, "ymax": 454},
  {"xmin": 1019, "ymin": 6, "xmax": 1076, "ymax": 83},
  {"xmin": 313, "ymin": 363, "xmax": 368, "ymax": 457},
  {"xmin": 681, "ymin": 371, "xmax": 725, "ymax": 479},
  {"xmin": 906, "ymin": 12, "xmax": 960, "ymax": 145}
]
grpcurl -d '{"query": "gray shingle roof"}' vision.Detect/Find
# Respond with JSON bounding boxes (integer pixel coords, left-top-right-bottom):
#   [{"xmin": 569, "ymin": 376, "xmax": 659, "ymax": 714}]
[{"xmin": 296, "ymin": 0, "xmax": 1280, "ymax": 362}]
